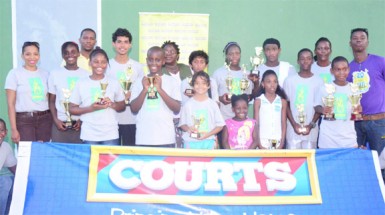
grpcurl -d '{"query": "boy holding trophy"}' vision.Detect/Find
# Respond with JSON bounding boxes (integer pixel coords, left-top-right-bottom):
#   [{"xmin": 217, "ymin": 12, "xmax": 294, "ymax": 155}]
[
  {"xmin": 130, "ymin": 47, "xmax": 181, "ymax": 147},
  {"xmin": 315, "ymin": 56, "xmax": 359, "ymax": 148}
]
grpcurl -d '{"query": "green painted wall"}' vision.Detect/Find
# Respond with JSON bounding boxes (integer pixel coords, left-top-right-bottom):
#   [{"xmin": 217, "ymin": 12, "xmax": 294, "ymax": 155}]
[
  {"xmin": 101, "ymin": 0, "xmax": 385, "ymax": 72},
  {"xmin": 1, "ymin": 0, "xmax": 385, "ymax": 140},
  {"xmin": 0, "ymin": 0, "xmax": 13, "ymax": 142}
]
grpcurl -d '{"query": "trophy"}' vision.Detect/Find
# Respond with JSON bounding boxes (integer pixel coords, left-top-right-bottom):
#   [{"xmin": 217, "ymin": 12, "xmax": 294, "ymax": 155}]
[
  {"xmin": 98, "ymin": 80, "xmax": 109, "ymax": 104},
  {"xmin": 225, "ymin": 62, "xmax": 233, "ymax": 100},
  {"xmin": 322, "ymin": 83, "xmax": 336, "ymax": 121},
  {"xmin": 62, "ymin": 88, "xmax": 73, "ymax": 128},
  {"xmin": 240, "ymin": 64, "xmax": 250, "ymax": 93},
  {"xmin": 147, "ymin": 76, "xmax": 158, "ymax": 99},
  {"xmin": 185, "ymin": 76, "xmax": 194, "ymax": 95},
  {"xmin": 120, "ymin": 79, "xmax": 132, "ymax": 105},
  {"xmin": 250, "ymin": 46, "xmax": 264, "ymax": 77},
  {"xmin": 297, "ymin": 104, "xmax": 307, "ymax": 133},
  {"xmin": 268, "ymin": 139, "xmax": 279, "ymax": 149},
  {"xmin": 349, "ymin": 83, "xmax": 363, "ymax": 121},
  {"xmin": 190, "ymin": 115, "xmax": 204, "ymax": 139}
]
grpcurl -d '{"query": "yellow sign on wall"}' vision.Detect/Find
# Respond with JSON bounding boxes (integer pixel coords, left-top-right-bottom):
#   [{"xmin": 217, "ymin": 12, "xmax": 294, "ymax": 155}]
[{"xmin": 139, "ymin": 12, "xmax": 209, "ymax": 65}]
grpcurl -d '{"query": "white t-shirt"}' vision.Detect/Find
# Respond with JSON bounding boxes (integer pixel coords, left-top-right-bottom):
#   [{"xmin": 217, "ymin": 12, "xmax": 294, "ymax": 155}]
[
  {"xmin": 257, "ymin": 94, "xmax": 282, "ymax": 140},
  {"xmin": 180, "ymin": 77, "xmax": 219, "ymax": 106},
  {"xmin": 283, "ymin": 73, "xmax": 324, "ymax": 142},
  {"xmin": 70, "ymin": 76, "xmax": 125, "ymax": 141},
  {"xmin": 4, "ymin": 67, "xmax": 49, "ymax": 112},
  {"xmin": 106, "ymin": 58, "xmax": 145, "ymax": 125},
  {"xmin": 179, "ymin": 97, "xmax": 225, "ymax": 142},
  {"xmin": 131, "ymin": 75, "xmax": 182, "ymax": 146},
  {"xmin": 257, "ymin": 61, "xmax": 297, "ymax": 86},
  {"xmin": 48, "ymin": 67, "xmax": 89, "ymax": 121},
  {"xmin": 212, "ymin": 66, "xmax": 253, "ymax": 120},
  {"xmin": 316, "ymin": 82, "xmax": 357, "ymax": 148},
  {"xmin": 0, "ymin": 141, "xmax": 17, "ymax": 170},
  {"xmin": 311, "ymin": 62, "xmax": 333, "ymax": 84}
]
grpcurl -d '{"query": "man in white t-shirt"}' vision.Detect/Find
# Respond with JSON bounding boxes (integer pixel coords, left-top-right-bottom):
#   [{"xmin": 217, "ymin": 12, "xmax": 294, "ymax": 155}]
[{"xmin": 107, "ymin": 28, "xmax": 144, "ymax": 146}]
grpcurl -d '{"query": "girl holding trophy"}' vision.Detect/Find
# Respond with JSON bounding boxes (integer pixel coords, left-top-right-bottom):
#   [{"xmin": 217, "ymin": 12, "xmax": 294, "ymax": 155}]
[
  {"xmin": 315, "ymin": 56, "xmax": 359, "ymax": 148},
  {"xmin": 69, "ymin": 48, "xmax": 126, "ymax": 145},
  {"xmin": 254, "ymin": 70, "xmax": 288, "ymax": 149},
  {"xmin": 179, "ymin": 71, "xmax": 225, "ymax": 149}
]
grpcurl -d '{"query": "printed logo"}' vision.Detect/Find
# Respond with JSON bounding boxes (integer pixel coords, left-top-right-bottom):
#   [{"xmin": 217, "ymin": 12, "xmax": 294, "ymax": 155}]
[
  {"xmin": 29, "ymin": 78, "xmax": 45, "ymax": 101},
  {"xmin": 334, "ymin": 93, "xmax": 348, "ymax": 120},
  {"xmin": 352, "ymin": 69, "xmax": 370, "ymax": 94}
]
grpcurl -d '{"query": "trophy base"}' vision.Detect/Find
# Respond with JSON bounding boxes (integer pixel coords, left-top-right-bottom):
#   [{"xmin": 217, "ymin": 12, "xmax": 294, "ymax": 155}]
[
  {"xmin": 350, "ymin": 113, "xmax": 363, "ymax": 121},
  {"xmin": 63, "ymin": 120, "xmax": 75, "ymax": 129},
  {"xmin": 226, "ymin": 94, "xmax": 232, "ymax": 101},
  {"xmin": 125, "ymin": 99, "xmax": 130, "ymax": 105},
  {"xmin": 97, "ymin": 97, "xmax": 107, "ymax": 105},
  {"xmin": 323, "ymin": 115, "xmax": 336, "ymax": 121},
  {"xmin": 190, "ymin": 132, "xmax": 200, "ymax": 139},
  {"xmin": 298, "ymin": 127, "xmax": 307, "ymax": 134},
  {"xmin": 185, "ymin": 89, "xmax": 194, "ymax": 95},
  {"xmin": 147, "ymin": 92, "xmax": 158, "ymax": 99}
]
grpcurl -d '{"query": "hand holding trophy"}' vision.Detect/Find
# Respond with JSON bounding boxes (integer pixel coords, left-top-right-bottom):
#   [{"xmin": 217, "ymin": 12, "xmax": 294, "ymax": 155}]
[
  {"xmin": 190, "ymin": 115, "xmax": 204, "ymax": 139},
  {"xmin": 224, "ymin": 62, "xmax": 233, "ymax": 100},
  {"xmin": 322, "ymin": 83, "xmax": 336, "ymax": 121},
  {"xmin": 349, "ymin": 83, "xmax": 363, "ymax": 121},
  {"xmin": 62, "ymin": 88, "xmax": 73, "ymax": 129},
  {"xmin": 250, "ymin": 46, "xmax": 264, "ymax": 78},
  {"xmin": 98, "ymin": 80, "xmax": 109, "ymax": 104},
  {"xmin": 296, "ymin": 104, "xmax": 307, "ymax": 134}
]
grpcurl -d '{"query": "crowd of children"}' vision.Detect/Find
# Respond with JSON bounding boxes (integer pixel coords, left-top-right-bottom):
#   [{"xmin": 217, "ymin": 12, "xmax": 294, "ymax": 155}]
[{"xmin": 3, "ymin": 28, "xmax": 385, "ymax": 206}]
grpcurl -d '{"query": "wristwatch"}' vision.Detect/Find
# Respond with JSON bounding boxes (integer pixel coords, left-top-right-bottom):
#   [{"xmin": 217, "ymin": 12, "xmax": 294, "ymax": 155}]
[{"xmin": 309, "ymin": 121, "xmax": 316, "ymax": 128}]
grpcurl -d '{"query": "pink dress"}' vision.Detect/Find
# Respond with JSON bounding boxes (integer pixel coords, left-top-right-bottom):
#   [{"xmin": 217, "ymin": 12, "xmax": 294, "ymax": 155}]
[{"xmin": 225, "ymin": 118, "xmax": 256, "ymax": 149}]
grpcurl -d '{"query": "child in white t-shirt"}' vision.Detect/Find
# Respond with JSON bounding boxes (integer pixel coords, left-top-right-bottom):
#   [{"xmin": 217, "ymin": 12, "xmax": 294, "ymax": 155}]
[{"xmin": 179, "ymin": 71, "xmax": 225, "ymax": 149}]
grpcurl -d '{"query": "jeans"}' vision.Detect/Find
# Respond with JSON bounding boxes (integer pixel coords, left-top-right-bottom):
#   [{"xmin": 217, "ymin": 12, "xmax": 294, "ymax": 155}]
[
  {"xmin": 0, "ymin": 176, "xmax": 14, "ymax": 215},
  {"xmin": 118, "ymin": 124, "xmax": 136, "ymax": 146},
  {"xmin": 83, "ymin": 138, "xmax": 120, "ymax": 145},
  {"xmin": 16, "ymin": 111, "xmax": 52, "ymax": 142}
]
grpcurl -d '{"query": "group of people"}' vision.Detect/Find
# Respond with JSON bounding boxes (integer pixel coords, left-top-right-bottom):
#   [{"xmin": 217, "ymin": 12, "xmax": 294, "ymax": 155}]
[{"xmin": 1, "ymin": 27, "xmax": 385, "ymax": 212}]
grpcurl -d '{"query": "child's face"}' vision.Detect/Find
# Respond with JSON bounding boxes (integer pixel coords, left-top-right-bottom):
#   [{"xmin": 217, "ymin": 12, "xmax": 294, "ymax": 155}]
[
  {"xmin": 62, "ymin": 45, "xmax": 80, "ymax": 66},
  {"xmin": 331, "ymin": 61, "xmax": 349, "ymax": 83},
  {"xmin": 226, "ymin": 45, "xmax": 241, "ymax": 66},
  {"xmin": 262, "ymin": 74, "xmax": 278, "ymax": 95},
  {"xmin": 193, "ymin": 76, "xmax": 210, "ymax": 95},
  {"xmin": 191, "ymin": 56, "xmax": 207, "ymax": 73},
  {"xmin": 0, "ymin": 122, "xmax": 7, "ymax": 143},
  {"xmin": 232, "ymin": 100, "xmax": 248, "ymax": 120},
  {"xmin": 90, "ymin": 53, "xmax": 108, "ymax": 75},
  {"xmin": 146, "ymin": 50, "xmax": 165, "ymax": 74},
  {"xmin": 298, "ymin": 51, "xmax": 313, "ymax": 71},
  {"xmin": 315, "ymin": 41, "xmax": 331, "ymax": 62},
  {"xmin": 263, "ymin": 44, "xmax": 280, "ymax": 63},
  {"xmin": 113, "ymin": 36, "xmax": 131, "ymax": 56}
]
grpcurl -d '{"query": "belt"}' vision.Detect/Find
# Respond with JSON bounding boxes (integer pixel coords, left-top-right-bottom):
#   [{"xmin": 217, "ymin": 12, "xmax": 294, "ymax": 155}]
[
  {"xmin": 362, "ymin": 112, "xmax": 385, "ymax": 121},
  {"xmin": 16, "ymin": 110, "xmax": 50, "ymax": 117}
]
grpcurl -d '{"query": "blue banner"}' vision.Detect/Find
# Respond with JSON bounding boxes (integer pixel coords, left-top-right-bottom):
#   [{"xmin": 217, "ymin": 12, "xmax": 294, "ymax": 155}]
[{"xmin": 10, "ymin": 142, "xmax": 385, "ymax": 215}]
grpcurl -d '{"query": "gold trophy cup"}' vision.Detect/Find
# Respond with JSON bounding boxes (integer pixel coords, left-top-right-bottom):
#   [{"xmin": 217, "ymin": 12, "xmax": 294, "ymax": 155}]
[
  {"xmin": 250, "ymin": 46, "xmax": 264, "ymax": 77},
  {"xmin": 297, "ymin": 104, "xmax": 307, "ymax": 133},
  {"xmin": 98, "ymin": 81, "xmax": 109, "ymax": 104},
  {"xmin": 185, "ymin": 76, "xmax": 194, "ymax": 95},
  {"xmin": 240, "ymin": 64, "xmax": 250, "ymax": 93},
  {"xmin": 349, "ymin": 83, "xmax": 363, "ymax": 121},
  {"xmin": 322, "ymin": 83, "xmax": 336, "ymax": 121},
  {"xmin": 268, "ymin": 139, "xmax": 279, "ymax": 149},
  {"xmin": 147, "ymin": 76, "xmax": 158, "ymax": 99},
  {"xmin": 121, "ymin": 79, "xmax": 132, "ymax": 104},
  {"xmin": 190, "ymin": 115, "xmax": 204, "ymax": 139},
  {"xmin": 62, "ymin": 88, "xmax": 73, "ymax": 128},
  {"xmin": 224, "ymin": 62, "xmax": 233, "ymax": 100}
]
